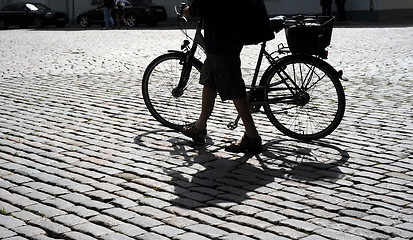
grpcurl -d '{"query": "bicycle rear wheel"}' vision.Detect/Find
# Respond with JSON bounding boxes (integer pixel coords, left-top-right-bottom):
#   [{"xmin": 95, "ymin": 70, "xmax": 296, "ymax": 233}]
[
  {"xmin": 142, "ymin": 52, "xmax": 203, "ymax": 130},
  {"xmin": 263, "ymin": 55, "xmax": 345, "ymax": 140}
]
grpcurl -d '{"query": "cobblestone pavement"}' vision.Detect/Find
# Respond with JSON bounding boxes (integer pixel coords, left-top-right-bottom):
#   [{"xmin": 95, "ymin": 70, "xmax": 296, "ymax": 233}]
[{"xmin": 0, "ymin": 23, "xmax": 412, "ymax": 240}]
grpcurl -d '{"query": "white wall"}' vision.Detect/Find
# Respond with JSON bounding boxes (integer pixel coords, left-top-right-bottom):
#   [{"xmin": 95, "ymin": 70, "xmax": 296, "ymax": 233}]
[
  {"xmin": 264, "ymin": 0, "xmax": 321, "ymax": 15},
  {"xmin": 264, "ymin": 0, "xmax": 381, "ymax": 15},
  {"xmin": 153, "ymin": 0, "xmax": 381, "ymax": 18},
  {"xmin": 343, "ymin": 0, "xmax": 374, "ymax": 11},
  {"xmin": 377, "ymin": 0, "xmax": 413, "ymax": 10}
]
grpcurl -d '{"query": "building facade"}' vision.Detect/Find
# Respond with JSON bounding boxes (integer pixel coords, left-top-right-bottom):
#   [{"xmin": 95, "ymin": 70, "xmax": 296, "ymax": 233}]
[{"xmin": 1, "ymin": 0, "xmax": 412, "ymax": 24}]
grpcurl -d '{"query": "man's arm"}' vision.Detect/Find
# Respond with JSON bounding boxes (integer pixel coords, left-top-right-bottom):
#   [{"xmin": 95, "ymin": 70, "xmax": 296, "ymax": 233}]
[{"xmin": 183, "ymin": 0, "xmax": 200, "ymax": 19}]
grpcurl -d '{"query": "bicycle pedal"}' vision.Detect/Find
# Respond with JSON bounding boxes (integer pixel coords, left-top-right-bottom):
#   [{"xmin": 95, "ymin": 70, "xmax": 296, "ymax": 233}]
[
  {"xmin": 251, "ymin": 106, "xmax": 265, "ymax": 114},
  {"xmin": 227, "ymin": 122, "xmax": 237, "ymax": 130}
]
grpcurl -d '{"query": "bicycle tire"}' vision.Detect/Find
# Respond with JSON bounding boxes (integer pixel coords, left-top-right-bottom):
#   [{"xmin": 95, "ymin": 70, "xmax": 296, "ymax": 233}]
[
  {"xmin": 142, "ymin": 52, "xmax": 203, "ymax": 130},
  {"xmin": 263, "ymin": 55, "xmax": 345, "ymax": 140}
]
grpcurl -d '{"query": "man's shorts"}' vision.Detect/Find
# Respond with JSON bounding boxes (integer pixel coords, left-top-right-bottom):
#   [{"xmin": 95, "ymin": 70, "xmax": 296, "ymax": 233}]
[{"xmin": 200, "ymin": 46, "xmax": 246, "ymax": 101}]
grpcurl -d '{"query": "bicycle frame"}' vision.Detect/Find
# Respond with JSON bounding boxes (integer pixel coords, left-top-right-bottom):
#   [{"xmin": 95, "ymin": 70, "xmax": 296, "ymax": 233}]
[{"xmin": 170, "ymin": 19, "xmax": 205, "ymax": 98}]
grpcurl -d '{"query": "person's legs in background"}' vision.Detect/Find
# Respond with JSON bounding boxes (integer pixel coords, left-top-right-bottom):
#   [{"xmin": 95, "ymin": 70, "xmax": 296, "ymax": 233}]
[
  {"xmin": 103, "ymin": 7, "xmax": 110, "ymax": 29},
  {"xmin": 103, "ymin": 7, "xmax": 114, "ymax": 29}
]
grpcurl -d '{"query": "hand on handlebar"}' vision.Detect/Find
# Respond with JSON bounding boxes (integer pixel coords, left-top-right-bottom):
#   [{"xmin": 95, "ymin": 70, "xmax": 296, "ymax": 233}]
[{"xmin": 182, "ymin": 6, "xmax": 192, "ymax": 19}]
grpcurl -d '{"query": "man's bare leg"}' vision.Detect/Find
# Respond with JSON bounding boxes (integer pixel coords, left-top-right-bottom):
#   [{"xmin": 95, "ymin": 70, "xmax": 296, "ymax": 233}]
[
  {"xmin": 224, "ymin": 97, "xmax": 262, "ymax": 152},
  {"xmin": 181, "ymin": 85, "xmax": 216, "ymax": 144},
  {"xmin": 195, "ymin": 85, "xmax": 217, "ymax": 130},
  {"xmin": 233, "ymin": 98, "xmax": 259, "ymax": 139}
]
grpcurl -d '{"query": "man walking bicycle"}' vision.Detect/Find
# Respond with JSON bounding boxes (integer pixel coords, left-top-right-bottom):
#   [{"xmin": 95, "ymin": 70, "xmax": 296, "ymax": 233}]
[{"xmin": 181, "ymin": 0, "xmax": 274, "ymax": 153}]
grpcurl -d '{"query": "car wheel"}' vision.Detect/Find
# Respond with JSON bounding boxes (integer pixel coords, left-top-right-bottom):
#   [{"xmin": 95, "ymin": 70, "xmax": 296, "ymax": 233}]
[
  {"xmin": 146, "ymin": 22, "xmax": 157, "ymax": 27},
  {"xmin": 0, "ymin": 18, "xmax": 7, "ymax": 30},
  {"xmin": 34, "ymin": 17, "xmax": 44, "ymax": 28},
  {"xmin": 79, "ymin": 16, "xmax": 91, "ymax": 28},
  {"xmin": 126, "ymin": 15, "xmax": 137, "ymax": 27}
]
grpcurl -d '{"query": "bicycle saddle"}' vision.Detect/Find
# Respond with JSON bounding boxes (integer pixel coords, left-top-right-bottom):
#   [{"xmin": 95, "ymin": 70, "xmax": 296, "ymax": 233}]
[{"xmin": 270, "ymin": 15, "xmax": 287, "ymax": 33}]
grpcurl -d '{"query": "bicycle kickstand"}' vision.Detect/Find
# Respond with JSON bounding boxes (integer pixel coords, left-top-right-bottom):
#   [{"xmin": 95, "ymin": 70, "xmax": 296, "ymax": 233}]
[{"xmin": 227, "ymin": 115, "xmax": 240, "ymax": 130}]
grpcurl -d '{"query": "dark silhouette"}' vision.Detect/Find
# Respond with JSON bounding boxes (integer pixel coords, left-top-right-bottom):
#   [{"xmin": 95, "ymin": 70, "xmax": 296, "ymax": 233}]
[
  {"xmin": 181, "ymin": 0, "xmax": 275, "ymax": 153},
  {"xmin": 336, "ymin": 0, "xmax": 346, "ymax": 21},
  {"xmin": 115, "ymin": 0, "xmax": 127, "ymax": 29},
  {"xmin": 320, "ymin": 0, "xmax": 333, "ymax": 16},
  {"xmin": 102, "ymin": 0, "xmax": 114, "ymax": 29}
]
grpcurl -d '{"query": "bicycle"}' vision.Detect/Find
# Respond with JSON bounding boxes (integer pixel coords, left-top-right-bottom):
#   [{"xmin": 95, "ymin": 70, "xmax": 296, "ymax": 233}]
[{"xmin": 142, "ymin": 4, "xmax": 347, "ymax": 141}]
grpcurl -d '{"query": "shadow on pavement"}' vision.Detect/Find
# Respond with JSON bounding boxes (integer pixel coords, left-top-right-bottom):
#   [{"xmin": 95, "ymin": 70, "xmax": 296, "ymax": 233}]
[{"xmin": 133, "ymin": 130, "xmax": 350, "ymax": 210}]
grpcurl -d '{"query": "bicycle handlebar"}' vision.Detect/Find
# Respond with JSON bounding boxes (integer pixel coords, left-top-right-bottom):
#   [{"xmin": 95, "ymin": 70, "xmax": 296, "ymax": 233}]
[{"xmin": 175, "ymin": 3, "xmax": 188, "ymax": 21}]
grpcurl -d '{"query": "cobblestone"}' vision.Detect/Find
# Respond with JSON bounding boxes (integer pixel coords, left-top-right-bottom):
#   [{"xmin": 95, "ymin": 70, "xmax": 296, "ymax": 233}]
[
  {"xmin": 112, "ymin": 223, "xmax": 146, "ymax": 237},
  {"xmin": 0, "ymin": 226, "xmax": 16, "ymax": 239},
  {"xmin": 128, "ymin": 215, "xmax": 164, "ymax": 229},
  {"xmin": 29, "ymin": 217, "xmax": 71, "ymax": 236},
  {"xmin": 173, "ymin": 232, "xmax": 210, "ymax": 240},
  {"xmin": 13, "ymin": 225, "xmax": 47, "ymax": 238},
  {"xmin": 63, "ymin": 231, "xmax": 97, "ymax": 240},
  {"xmin": 53, "ymin": 214, "xmax": 88, "ymax": 227},
  {"xmin": 185, "ymin": 224, "xmax": 229, "ymax": 239},
  {"xmin": 0, "ymin": 22, "xmax": 412, "ymax": 239},
  {"xmin": 12, "ymin": 210, "xmax": 42, "ymax": 222},
  {"xmin": 0, "ymin": 215, "xmax": 26, "ymax": 229},
  {"xmin": 72, "ymin": 222, "xmax": 114, "ymax": 238},
  {"xmin": 24, "ymin": 203, "xmax": 66, "ymax": 218}
]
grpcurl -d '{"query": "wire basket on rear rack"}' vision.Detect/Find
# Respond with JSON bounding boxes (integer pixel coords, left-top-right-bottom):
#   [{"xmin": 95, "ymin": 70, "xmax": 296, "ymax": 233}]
[{"xmin": 284, "ymin": 15, "xmax": 335, "ymax": 56}]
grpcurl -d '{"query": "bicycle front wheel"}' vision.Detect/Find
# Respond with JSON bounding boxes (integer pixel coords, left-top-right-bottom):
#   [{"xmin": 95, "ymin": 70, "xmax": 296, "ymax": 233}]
[
  {"xmin": 142, "ymin": 52, "xmax": 203, "ymax": 130},
  {"xmin": 263, "ymin": 55, "xmax": 345, "ymax": 140}
]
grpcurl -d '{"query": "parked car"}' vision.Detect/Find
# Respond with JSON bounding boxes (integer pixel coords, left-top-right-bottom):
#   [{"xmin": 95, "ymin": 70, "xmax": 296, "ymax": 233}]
[
  {"xmin": 0, "ymin": 2, "xmax": 68, "ymax": 30},
  {"xmin": 77, "ymin": 0, "xmax": 167, "ymax": 28}
]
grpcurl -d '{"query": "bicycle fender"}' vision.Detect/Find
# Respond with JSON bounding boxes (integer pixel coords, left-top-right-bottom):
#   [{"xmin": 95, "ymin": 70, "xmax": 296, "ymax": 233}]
[
  {"xmin": 167, "ymin": 50, "xmax": 183, "ymax": 54},
  {"xmin": 261, "ymin": 55, "xmax": 348, "ymax": 84}
]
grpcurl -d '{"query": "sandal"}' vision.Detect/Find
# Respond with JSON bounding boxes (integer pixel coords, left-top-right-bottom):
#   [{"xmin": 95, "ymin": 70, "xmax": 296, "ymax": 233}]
[
  {"xmin": 225, "ymin": 134, "xmax": 263, "ymax": 153},
  {"xmin": 181, "ymin": 123, "xmax": 207, "ymax": 144}
]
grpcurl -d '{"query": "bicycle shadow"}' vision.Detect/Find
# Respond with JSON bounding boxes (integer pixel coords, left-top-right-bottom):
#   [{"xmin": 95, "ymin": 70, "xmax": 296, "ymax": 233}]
[
  {"xmin": 260, "ymin": 139, "xmax": 349, "ymax": 182},
  {"xmin": 133, "ymin": 130, "xmax": 350, "ymax": 209}
]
